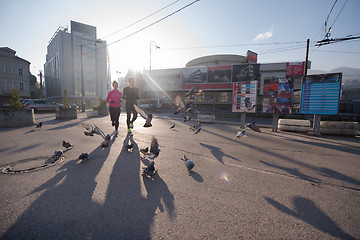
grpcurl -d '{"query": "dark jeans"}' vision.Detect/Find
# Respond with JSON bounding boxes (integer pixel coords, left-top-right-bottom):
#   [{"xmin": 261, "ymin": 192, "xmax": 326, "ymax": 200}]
[
  {"xmin": 109, "ymin": 106, "xmax": 121, "ymax": 131},
  {"xmin": 126, "ymin": 103, "xmax": 137, "ymax": 129}
]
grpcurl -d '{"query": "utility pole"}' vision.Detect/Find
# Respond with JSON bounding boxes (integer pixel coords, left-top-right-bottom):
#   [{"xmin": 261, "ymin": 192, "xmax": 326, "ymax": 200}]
[
  {"xmin": 81, "ymin": 44, "xmax": 85, "ymax": 112},
  {"xmin": 38, "ymin": 70, "xmax": 43, "ymax": 99},
  {"xmin": 304, "ymin": 39, "xmax": 320, "ymax": 136}
]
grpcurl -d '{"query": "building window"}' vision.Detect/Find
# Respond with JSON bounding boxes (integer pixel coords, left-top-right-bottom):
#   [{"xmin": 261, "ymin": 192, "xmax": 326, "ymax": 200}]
[
  {"xmin": 19, "ymin": 82, "xmax": 25, "ymax": 91},
  {"xmin": 18, "ymin": 68, "xmax": 23, "ymax": 75},
  {"xmin": 4, "ymin": 65, "xmax": 12, "ymax": 74},
  {"xmin": 5, "ymin": 80, "xmax": 12, "ymax": 92}
]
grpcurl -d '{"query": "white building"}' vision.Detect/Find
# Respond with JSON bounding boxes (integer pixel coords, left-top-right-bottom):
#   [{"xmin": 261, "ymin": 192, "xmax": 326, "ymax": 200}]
[
  {"xmin": 0, "ymin": 47, "xmax": 31, "ymax": 105},
  {"xmin": 44, "ymin": 21, "xmax": 110, "ymax": 108}
]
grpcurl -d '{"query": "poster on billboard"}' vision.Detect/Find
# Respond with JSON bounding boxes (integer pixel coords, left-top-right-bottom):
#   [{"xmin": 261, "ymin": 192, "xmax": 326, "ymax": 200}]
[
  {"xmin": 232, "ymin": 80, "xmax": 258, "ymax": 113},
  {"xmin": 286, "ymin": 62, "xmax": 305, "ymax": 76},
  {"xmin": 232, "ymin": 64, "xmax": 260, "ymax": 82},
  {"xmin": 182, "ymin": 67, "xmax": 208, "ymax": 83},
  {"xmin": 208, "ymin": 65, "xmax": 232, "ymax": 83},
  {"xmin": 300, "ymin": 73, "xmax": 342, "ymax": 115},
  {"xmin": 263, "ymin": 77, "xmax": 294, "ymax": 114}
]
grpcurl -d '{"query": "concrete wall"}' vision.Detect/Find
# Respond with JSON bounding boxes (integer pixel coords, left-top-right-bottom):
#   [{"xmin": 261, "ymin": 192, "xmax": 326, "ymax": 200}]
[{"xmin": 0, "ymin": 109, "xmax": 34, "ymax": 127}]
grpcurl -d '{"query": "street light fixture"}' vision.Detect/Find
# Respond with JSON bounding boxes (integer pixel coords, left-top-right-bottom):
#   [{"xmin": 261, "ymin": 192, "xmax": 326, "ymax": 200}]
[{"xmin": 149, "ymin": 41, "xmax": 160, "ymax": 71}]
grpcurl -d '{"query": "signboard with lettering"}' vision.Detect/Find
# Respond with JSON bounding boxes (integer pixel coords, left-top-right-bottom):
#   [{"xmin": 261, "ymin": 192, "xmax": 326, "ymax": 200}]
[
  {"xmin": 300, "ymin": 73, "xmax": 342, "ymax": 115},
  {"xmin": 286, "ymin": 62, "xmax": 305, "ymax": 76},
  {"xmin": 232, "ymin": 80, "xmax": 257, "ymax": 112}
]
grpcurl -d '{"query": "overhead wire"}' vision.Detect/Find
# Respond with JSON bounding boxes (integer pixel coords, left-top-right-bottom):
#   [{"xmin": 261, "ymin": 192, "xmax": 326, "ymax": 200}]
[
  {"xmin": 92, "ymin": 0, "xmax": 200, "ymax": 53},
  {"xmin": 100, "ymin": 0, "xmax": 180, "ymax": 40}
]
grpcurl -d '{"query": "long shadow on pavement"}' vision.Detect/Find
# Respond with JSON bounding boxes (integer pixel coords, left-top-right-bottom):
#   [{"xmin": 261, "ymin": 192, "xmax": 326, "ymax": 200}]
[
  {"xmin": 1, "ymin": 137, "xmax": 115, "ymax": 239},
  {"xmin": 199, "ymin": 142, "xmax": 240, "ymax": 164},
  {"xmin": 265, "ymin": 196, "xmax": 357, "ymax": 240},
  {"xmin": 202, "ymin": 127, "xmax": 360, "ymax": 187},
  {"xmin": 93, "ymin": 133, "xmax": 175, "ymax": 239}
]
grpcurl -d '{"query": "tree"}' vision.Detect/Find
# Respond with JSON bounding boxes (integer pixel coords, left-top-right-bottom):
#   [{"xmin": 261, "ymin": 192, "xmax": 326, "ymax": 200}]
[
  {"xmin": 9, "ymin": 88, "xmax": 22, "ymax": 110},
  {"xmin": 63, "ymin": 89, "xmax": 69, "ymax": 108}
]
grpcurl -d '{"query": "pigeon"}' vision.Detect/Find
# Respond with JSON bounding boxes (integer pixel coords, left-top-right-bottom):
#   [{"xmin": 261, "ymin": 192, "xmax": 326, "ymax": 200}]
[
  {"xmin": 142, "ymin": 162, "xmax": 156, "ymax": 177},
  {"xmin": 35, "ymin": 122, "xmax": 42, "ymax": 130},
  {"xmin": 181, "ymin": 155, "xmax": 195, "ymax": 171},
  {"xmin": 101, "ymin": 134, "xmax": 111, "ymax": 148},
  {"xmin": 246, "ymin": 122, "xmax": 261, "ymax": 132},
  {"xmin": 124, "ymin": 140, "xmax": 133, "ymax": 152},
  {"xmin": 189, "ymin": 124, "xmax": 196, "ymax": 131},
  {"xmin": 134, "ymin": 104, "xmax": 153, "ymax": 127},
  {"xmin": 93, "ymin": 125, "xmax": 106, "ymax": 139},
  {"xmin": 233, "ymin": 130, "xmax": 247, "ymax": 140},
  {"xmin": 79, "ymin": 152, "xmax": 89, "ymax": 161},
  {"xmin": 62, "ymin": 141, "xmax": 73, "ymax": 149},
  {"xmin": 174, "ymin": 96, "xmax": 193, "ymax": 115},
  {"xmin": 149, "ymin": 137, "xmax": 160, "ymax": 159},
  {"xmin": 140, "ymin": 147, "xmax": 149, "ymax": 154},
  {"xmin": 185, "ymin": 87, "xmax": 201, "ymax": 97},
  {"xmin": 170, "ymin": 124, "xmax": 175, "ymax": 129},
  {"xmin": 186, "ymin": 106, "xmax": 199, "ymax": 115},
  {"xmin": 183, "ymin": 115, "xmax": 191, "ymax": 123},
  {"xmin": 81, "ymin": 123, "xmax": 95, "ymax": 136},
  {"xmin": 194, "ymin": 122, "xmax": 201, "ymax": 134},
  {"xmin": 54, "ymin": 149, "xmax": 63, "ymax": 158}
]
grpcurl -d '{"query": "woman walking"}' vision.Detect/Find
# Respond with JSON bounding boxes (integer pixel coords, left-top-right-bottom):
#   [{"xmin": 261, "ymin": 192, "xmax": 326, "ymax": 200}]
[
  {"xmin": 106, "ymin": 81, "xmax": 122, "ymax": 134},
  {"xmin": 122, "ymin": 77, "xmax": 139, "ymax": 133}
]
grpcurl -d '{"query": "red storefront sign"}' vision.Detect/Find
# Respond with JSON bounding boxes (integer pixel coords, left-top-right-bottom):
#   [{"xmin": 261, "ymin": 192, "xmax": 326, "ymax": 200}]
[{"xmin": 286, "ymin": 62, "xmax": 305, "ymax": 76}]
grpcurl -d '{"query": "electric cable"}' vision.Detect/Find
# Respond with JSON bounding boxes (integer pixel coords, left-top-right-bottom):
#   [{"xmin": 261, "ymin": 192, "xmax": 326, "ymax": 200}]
[{"xmin": 100, "ymin": 0, "xmax": 180, "ymax": 39}]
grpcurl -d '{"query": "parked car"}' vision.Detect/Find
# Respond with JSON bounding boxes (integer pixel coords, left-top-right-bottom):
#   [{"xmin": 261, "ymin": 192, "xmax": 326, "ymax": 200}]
[{"xmin": 23, "ymin": 99, "xmax": 63, "ymax": 112}]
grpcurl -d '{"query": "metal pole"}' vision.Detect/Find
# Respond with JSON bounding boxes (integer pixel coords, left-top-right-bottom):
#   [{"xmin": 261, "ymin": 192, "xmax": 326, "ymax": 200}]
[
  {"xmin": 272, "ymin": 112, "xmax": 279, "ymax": 132},
  {"xmin": 149, "ymin": 42, "xmax": 152, "ymax": 71},
  {"xmin": 81, "ymin": 44, "xmax": 85, "ymax": 112},
  {"xmin": 240, "ymin": 112, "xmax": 246, "ymax": 127}
]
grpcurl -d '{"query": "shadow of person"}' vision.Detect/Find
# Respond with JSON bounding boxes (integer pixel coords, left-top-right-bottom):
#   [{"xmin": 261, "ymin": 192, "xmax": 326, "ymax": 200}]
[
  {"xmin": 2, "ymin": 138, "xmax": 115, "ymax": 240},
  {"xmin": 142, "ymin": 173, "xmax": 175, "ymax": 220},
  {"xmin": 265, "ymin": 196, "xmax": 356, "ymax": 240},
  {"xmin": 200, "ymin": 142, "xmax": 239, "ymax": 164},
  {"xmin": 94, "ymin": 133, "xmax": 150, "ymax": 239},
  {"xmin": 319, "ymin": 167, "xmax": 360, "ymax": 186},
  {"xmin": 260, "ymin": 161, "xmax": 321, "ymax": 185}
]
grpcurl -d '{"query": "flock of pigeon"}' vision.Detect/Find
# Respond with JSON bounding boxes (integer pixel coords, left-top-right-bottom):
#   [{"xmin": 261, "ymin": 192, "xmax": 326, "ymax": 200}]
[{"xmin": 34, "ymin": 87, "xmax": 261, "ymax": 178}]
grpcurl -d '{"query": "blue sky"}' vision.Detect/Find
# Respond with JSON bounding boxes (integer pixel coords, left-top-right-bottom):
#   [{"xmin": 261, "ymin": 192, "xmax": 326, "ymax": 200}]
[{"xmin": 1, "ymin": 0, "xmax": 359, "ymax": 79}]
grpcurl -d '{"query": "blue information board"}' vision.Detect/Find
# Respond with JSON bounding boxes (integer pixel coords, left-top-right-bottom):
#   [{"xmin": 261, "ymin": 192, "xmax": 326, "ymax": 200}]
[{"xmin": 300, "ymin": 73, "xmax": 342, "ymax": 115}]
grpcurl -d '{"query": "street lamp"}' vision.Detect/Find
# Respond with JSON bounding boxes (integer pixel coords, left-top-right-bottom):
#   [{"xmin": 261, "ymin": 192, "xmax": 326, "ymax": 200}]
[
  {"xmin": 80, "ymin": 35, "xmax": 102, "ymax": 112},
  {"xmin": 149, "ymin": 41, "xmax": 160, "ymax": 71}
]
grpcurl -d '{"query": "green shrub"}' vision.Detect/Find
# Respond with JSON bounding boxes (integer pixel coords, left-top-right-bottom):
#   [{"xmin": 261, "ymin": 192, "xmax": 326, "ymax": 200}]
[
  {"xmin": 64, "ymin": 89, "xmax": 69, "ymax": 108},
  {"xmin": 98, "ymin": 97, "xmax": 107, "ymax": 108},
  {"xmin": 9, "ymin": 88, "xmax": 22, "ymax": 110}
]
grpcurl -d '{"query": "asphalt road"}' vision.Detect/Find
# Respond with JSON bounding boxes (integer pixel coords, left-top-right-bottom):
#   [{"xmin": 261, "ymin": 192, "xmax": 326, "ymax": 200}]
[{"xmin": 0, "ymin": 112, "xmax": 359, "ymax": 239}]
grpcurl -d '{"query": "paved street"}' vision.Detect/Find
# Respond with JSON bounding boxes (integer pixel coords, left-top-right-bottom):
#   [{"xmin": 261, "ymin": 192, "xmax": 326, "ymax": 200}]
[{"xmin": 0, "ymin": 112, "xmax": 359, "ymax": 239}]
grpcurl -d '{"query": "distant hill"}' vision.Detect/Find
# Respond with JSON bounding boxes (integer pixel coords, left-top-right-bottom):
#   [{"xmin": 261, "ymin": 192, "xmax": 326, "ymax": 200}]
[{"xmin": 308, "ymin": 67, "xmax": 360, "ymax": 89}]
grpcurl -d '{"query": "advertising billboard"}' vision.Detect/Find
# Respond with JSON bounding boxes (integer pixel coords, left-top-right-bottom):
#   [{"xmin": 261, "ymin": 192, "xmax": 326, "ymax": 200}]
[
  {"xmin": 232, "ymin": 64, "xmax": 260, "ymax": 82},
  {"xmin": 247, "ymin": 50, "xmax": 258, "ymax": 63},
  {"xmin": 263, "ymin": 77, "xmax": 294, "ymax": 114},
  {"xmin": 232, "ymin": 80, "xmax": 258, "ymax": 113},
  {"xmin": 208, "ymin": 65, "xmax": 232, "ymax": 83},
  {"xmin": 182, "ymin": 67, "xmax": 208, "ymax": 83},
  {"xmin": 286, "ymin": 62, "xmax": 305, "ymax": 76},
  {"xmin": 300, "ymin": 73, "xmax": 342, "ymax": 115}
]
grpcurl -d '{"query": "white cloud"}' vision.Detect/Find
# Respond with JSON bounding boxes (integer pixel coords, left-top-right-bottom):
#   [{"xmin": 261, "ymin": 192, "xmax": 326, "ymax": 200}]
[{"xmin": 254, "ymin": 29, "xmax": 273, "ymax": 41}]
